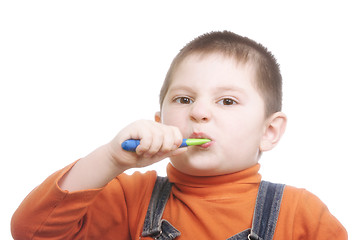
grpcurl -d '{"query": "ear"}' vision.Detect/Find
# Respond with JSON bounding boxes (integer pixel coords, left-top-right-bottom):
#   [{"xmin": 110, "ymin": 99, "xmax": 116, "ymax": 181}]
[
  {"xmin": 154, "ymin": 111, "xmax": 161, "ymax": 123},
  {"xmin": 260, "ymin": 112, "xmax": 287, "ymax": 152}
]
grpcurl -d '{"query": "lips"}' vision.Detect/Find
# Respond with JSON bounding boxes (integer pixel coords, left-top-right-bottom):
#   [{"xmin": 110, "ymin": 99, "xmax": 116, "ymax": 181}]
[{"xmin": 189, "ymin": 132, "xmax": 214, "ymax": 148}]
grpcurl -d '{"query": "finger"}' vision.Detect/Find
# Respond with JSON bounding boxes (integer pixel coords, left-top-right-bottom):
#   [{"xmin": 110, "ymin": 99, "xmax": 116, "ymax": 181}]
[
  {"xmin": 135, "ymin": 130, "xmax": 153, "ymax": 155},
  {"xmin": 144, "ymin": 147, "xmax": 188, "ymax": 166},
  {"xmin": 138, "ymin": 124, "xmax": 167, "ymax": 157},
  {"xmin": 172, "ymin": 126, "xmax": 183, "ymax": 148},
  {"xmin": 167, "ymin": 147, "xmax": 188, "ymax": 157},
  {"xmin": 144, "ymin": 132, "xmax": 164, "ymax": 158},
  {"xmin": 159, "ymin": 127, "xmax": 178, "ymax": 153}
]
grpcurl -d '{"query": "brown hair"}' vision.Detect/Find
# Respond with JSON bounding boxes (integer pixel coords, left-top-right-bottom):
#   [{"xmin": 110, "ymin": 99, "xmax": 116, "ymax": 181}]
[{"xmin": 159, "ymin": 30, "xmax": 282, "ymax": 117}]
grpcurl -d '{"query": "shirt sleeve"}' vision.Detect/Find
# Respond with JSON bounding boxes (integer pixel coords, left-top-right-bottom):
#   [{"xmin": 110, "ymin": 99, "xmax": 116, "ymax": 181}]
[
  {"xmin": 11, "ymin": 161, "xmax": 157, "ymax": 240},
  {"xmin": 292, "ymin": 188, "xmax": 348, "ymax": 240}
]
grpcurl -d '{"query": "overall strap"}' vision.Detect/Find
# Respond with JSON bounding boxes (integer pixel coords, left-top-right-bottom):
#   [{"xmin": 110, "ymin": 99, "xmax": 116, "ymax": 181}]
[
  {"xmin": 141, "ymin": 176, "xmax": 180, "ymax": 240},
  {"xmin": 248, "ymin": 181, "xmax": 285, "ymax": 240}
]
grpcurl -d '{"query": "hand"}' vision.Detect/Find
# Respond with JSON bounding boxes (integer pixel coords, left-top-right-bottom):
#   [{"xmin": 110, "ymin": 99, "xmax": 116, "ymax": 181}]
[
  {"xmin": 106, "ymin": 120, "xmax": 186, "ymax": 171},
  {"xmin": 59, "ymin": 120, "xmax": 186, "ymax": 191}
]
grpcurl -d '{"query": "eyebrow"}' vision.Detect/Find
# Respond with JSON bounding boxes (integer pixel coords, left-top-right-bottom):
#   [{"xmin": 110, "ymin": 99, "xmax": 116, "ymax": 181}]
[
  {"xmin": 168, "ymin": 85, "xmax": 248, "ymax": 96},
  {"xmin": 167, "ymin": 85, "xmax": 196, "ymax": 94},
  {"xmin": 214, "ymin": 86, "xmax": 247, "ymax": 93}
]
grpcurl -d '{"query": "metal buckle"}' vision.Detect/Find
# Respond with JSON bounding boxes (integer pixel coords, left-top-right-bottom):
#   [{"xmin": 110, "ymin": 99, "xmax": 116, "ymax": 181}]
[
  {"xmin": 248, "ymin": 232, "xmax": 260, "ymax": 240},
  {"xmin": 154, "ymin": 230, "xmax": 163, "ymax": 240}
]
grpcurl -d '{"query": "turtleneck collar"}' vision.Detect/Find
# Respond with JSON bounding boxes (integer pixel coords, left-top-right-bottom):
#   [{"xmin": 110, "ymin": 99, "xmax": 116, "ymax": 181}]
[
  {"xmin": 166, "ymin": 163, "xmax": 261, "ymax": 199},
  {"xmin": 167, "ymin": 162, "xmax": 261, "ymax": 190}
]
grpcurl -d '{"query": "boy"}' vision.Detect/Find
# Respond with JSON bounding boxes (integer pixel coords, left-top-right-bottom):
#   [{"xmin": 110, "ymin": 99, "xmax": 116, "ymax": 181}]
[{"xmin": 11, "ymin": 31, "xmax": 347, "ymax": 239}]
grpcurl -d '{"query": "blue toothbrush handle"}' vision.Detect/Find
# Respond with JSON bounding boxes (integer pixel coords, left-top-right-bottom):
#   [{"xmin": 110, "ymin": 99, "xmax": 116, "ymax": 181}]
[
  {"xmin": 121, "ymin": 139, "xmax": 141, "ymax": 152},
  {"xmin": 122, "ymin": 139, "xmax": 188, "ymax": 152},
  {"xmin": 179, "ymin": 139, "xmax": 187, "ymax": 148}
]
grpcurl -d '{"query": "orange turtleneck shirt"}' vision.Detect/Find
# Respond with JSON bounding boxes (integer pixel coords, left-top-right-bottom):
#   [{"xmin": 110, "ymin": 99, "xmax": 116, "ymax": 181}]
[{"xmin": 11, "ymin": 162, "xmax": 347, "ymax": 239}]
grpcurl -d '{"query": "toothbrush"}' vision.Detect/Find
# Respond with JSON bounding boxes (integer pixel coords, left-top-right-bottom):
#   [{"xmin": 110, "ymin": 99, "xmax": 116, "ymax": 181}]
[{"xmin": 122, "ymin": 138, "xmax": 211, "ymax": 152}]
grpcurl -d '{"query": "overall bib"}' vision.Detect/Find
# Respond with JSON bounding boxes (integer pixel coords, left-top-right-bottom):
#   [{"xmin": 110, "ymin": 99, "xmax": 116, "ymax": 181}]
[{"xmin": 141, "ymin": 177, "xmax": 284, "ymax": 240}]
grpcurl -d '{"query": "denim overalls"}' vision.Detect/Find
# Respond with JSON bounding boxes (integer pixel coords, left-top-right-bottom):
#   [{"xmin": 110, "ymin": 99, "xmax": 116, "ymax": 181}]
[{"xmin": 140, "ymin": 177, "xmax": 284, "ymax": 240}]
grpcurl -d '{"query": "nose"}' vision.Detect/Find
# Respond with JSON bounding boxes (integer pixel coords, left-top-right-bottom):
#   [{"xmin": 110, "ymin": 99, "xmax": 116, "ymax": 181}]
[{"xmin": 189, "ymin": 100, "xmax": 212, "ymax": 123}]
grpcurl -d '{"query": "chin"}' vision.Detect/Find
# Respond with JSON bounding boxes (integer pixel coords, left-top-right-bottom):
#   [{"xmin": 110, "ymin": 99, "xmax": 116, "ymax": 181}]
[{"xmin": 171, "ymin": 156, "xmax": 227, "ymax": 176}]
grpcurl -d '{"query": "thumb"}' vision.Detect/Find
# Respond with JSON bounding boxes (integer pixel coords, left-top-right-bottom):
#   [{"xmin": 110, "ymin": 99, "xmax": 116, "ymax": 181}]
[
  {"xmin": 150, "ymin": 147, "xmax": 188, "ymax": 164},
  {"xmin": 168, "ymin": 147, "xmax": 188, "ymax": 157}
]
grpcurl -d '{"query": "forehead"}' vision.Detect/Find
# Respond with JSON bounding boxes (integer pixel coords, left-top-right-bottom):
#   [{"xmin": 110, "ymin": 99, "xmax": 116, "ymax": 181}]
[{"xmin": 169, "ymin": 52, "xmax": 258, "ymax": 92}]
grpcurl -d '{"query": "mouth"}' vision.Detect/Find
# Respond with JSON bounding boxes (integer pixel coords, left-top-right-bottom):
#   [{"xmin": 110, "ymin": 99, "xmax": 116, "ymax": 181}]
[{"xmin": 189, "ymin": 132, "xmax": 214, "ymax": 149}]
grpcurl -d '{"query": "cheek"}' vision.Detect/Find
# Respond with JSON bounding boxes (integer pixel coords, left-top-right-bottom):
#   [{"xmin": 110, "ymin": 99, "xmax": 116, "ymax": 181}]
[
  {"xmin": 161, "ymin": 107, "xmax": 187, "ymax": 127},
  {"xmin": 222, "ymin": 114, "xmax": 264, "ymax": 141}
]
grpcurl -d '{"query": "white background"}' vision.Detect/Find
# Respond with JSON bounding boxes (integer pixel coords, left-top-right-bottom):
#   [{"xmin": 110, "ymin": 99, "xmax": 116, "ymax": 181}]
[{"xmin": 1, "ymin": 1, "xmax": 359, "ymax": 239}]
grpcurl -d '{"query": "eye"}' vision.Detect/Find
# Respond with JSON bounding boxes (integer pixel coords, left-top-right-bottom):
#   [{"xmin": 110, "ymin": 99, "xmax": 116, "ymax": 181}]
[
  {"xmin": 217, "ymin": 98, "xmax": 238, "ymax": 106},
  {"xmin": 174, "ymin": 96, "xmax": 194, "ymax": 104}
]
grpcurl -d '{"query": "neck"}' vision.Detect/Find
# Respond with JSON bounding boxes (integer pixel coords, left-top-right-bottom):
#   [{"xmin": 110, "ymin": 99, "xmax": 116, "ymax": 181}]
[{"xmin": 167, "ymin": 163, "xmax": 261, "ymax": 199}]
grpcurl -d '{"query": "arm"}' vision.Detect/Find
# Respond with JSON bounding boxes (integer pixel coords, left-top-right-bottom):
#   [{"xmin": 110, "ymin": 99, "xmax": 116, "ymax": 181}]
[
  {"xmin": 11, "ymin": 164, "xmax": 104, "ymax": 239},
  {"xmin": 292, "ymin": 189, "xmax": 348, "ymax": 239},
  {"xmin": 58, "ymin": 120, "xmax": 186, "ymax": 191},
  {"xmin": 11, "ymin": 120, "xmax": 186, "ymax": 239}
]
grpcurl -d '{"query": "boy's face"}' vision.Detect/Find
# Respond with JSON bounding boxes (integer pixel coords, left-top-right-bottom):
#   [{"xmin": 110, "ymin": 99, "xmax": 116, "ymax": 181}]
[{"xmin": 159, "ymin": 53, "xmax": 268, "ymax": 176}]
